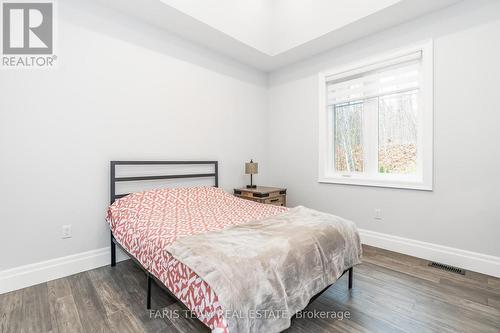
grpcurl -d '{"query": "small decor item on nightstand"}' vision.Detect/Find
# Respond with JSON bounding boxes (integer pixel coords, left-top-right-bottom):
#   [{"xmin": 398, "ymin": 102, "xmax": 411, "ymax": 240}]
[{"xmin": 245, "ymin": 159, "xmax": 258, "ymax": 189}]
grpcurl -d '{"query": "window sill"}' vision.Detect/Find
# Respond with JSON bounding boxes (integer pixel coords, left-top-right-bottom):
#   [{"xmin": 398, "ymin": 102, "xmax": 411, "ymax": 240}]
[{"xmin": 318, "ymin": 176, "xmax": 433, "ymax": 191}]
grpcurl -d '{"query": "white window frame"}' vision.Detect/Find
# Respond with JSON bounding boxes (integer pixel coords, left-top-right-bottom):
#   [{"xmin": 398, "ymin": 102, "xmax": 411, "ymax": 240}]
[{"xmin": 318, "ymin": 40, "xmax": 433, "ymax": 190}]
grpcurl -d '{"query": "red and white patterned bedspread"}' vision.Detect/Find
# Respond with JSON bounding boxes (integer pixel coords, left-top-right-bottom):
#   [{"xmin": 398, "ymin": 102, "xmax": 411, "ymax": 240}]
[{"xmin": 106, "ymin": 186, "xmax": 288, "ymax": 332}]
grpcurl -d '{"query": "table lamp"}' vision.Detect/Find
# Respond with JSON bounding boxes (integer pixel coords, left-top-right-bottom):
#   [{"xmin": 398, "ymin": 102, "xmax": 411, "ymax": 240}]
[{"xmin": 245, "ymin": 159, "xmax": 258, "ymax": 189}]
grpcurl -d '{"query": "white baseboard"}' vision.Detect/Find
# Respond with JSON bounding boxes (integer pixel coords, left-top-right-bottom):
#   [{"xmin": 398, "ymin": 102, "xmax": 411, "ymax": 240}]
[
  {"xmin": 0, "ymin": 247, "xmax": 129, "ymax": 294},
  {"xmin": 2, "ymin": 230, "xmax": 499, "ymax": 294},
  {"xmin": 359, "ymin": 229, "xmax": 500, "ymax": 278}
]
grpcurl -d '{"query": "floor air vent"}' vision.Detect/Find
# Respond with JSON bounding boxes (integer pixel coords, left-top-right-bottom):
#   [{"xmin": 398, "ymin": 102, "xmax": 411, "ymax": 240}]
[{"xmin": 428, "ymin": 262, "xmax": 465, "ymax": 275}]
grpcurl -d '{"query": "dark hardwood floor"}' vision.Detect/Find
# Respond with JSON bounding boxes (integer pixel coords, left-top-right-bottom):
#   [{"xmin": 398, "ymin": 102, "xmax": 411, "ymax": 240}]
[{"xmin": 1, "ymin": 245, "xmax": 499, "ymax": 333}]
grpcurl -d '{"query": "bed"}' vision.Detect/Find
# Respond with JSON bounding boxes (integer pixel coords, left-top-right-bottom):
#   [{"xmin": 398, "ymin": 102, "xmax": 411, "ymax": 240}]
[{"xmin": 107, "ymin": 160, "xmax": 361, "ymax": 333}]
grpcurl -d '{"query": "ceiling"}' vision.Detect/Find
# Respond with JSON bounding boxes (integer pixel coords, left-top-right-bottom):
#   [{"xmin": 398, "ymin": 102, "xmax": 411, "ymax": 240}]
[
  {"xmin": 94, "ymin": 0, "xmax": 462, "ymax": 71},
  {"xmin": 160, "ymin": 0, "xmax": 404, "ymax": 56}
]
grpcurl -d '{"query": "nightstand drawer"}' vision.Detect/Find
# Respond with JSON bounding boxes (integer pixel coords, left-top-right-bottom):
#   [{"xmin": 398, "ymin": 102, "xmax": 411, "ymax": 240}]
[
  {"xmin": 264, "ymin": 196, "xmax": 285, "ymax": 206},
  {"xmin": 233, "ymin": 186, "xmax": 287, "ymax": 207},
  {"xmin": 237, "ymin": 189, "xmax": 284, "ymax": 199}
]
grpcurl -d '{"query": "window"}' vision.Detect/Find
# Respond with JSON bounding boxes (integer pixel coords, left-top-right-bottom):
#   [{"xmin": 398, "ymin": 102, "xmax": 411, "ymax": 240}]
[{"xmin": 318, "ymin": 42, "xmax": 433, "ymax": 190}]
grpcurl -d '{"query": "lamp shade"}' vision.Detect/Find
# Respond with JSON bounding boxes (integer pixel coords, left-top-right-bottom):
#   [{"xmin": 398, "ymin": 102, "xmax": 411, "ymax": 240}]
[{"xmin": 245, "ymin": 160, "xmax": 258, "ymax": 175}]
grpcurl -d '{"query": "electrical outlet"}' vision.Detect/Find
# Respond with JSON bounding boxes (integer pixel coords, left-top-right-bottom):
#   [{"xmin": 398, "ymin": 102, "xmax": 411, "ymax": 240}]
[
  {"xmin": 374, "ymin": 208, "xmax": 382, "ymax": 220},
  {"xmin": 62, "ymin": 225, "xmax": 72, "ymax": 239}
]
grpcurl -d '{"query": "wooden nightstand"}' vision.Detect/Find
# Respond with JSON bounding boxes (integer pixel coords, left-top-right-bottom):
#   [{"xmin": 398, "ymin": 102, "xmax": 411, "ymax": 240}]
[{"xmin": 233, "ymin": 186, "xmax": 287, "ymax": 207}]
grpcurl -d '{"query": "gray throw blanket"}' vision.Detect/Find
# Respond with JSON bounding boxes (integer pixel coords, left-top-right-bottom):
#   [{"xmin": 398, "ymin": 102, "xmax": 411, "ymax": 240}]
[{"xmin": 166, "ymin": 206, "xmax": 362, "ymax": 333}]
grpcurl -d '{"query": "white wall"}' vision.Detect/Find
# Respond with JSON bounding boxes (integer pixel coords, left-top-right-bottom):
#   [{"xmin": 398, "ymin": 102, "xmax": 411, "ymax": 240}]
[
  {"xmin": 267, "ymin": 0, "xmax": 500, "ymax": 258},
  {"xmin": 1, "ymin": 0, "xmax": 499, "ymax": 284},
  {"xmin": 0, "ymin": 1, "xmax": 268, "ymax": 270}
]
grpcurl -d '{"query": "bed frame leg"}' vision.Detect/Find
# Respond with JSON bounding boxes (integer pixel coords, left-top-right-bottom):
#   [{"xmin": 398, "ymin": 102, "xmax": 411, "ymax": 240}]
[
  {"xmin": 147, "ymin": 274, "xmax": 152, "ymax": 310},
  {"xmin": 110, "ymin": 232, "xmax": 116, "ymax": 267},
  {"xmin": 348, "ymin": 267, "xmax": 353, "ymax": 289}
]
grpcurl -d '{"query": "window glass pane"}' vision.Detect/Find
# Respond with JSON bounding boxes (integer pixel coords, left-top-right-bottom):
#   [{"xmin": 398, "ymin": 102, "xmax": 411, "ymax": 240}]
[
  {"xmin": 378, "ymin": 90, "xmax": 418, "ymax": 174},
  {"xmin": 334, "ymin": 101, "xmax": 364, "ymax": 173}
]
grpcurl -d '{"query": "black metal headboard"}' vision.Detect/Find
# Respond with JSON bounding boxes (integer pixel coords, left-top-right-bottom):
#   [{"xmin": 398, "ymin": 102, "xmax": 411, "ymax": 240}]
[{"xmin": 110, "ymin": 160, "xmax": 219, "ymax": 204}]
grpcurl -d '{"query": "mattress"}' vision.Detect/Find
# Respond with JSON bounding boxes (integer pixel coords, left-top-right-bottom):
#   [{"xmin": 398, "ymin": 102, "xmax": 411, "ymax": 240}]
[{"xmin": 106, "ymin": 186, "xmax": 288, "ymax": 332}]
